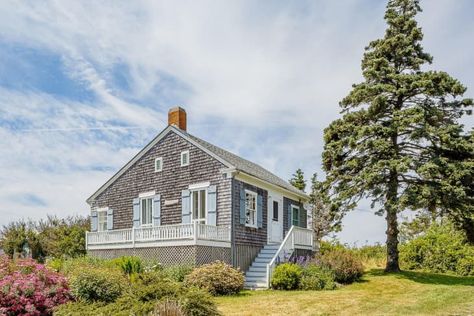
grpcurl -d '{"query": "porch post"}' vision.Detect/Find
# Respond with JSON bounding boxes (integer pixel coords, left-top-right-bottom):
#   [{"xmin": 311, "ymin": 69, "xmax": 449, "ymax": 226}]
[{"xmin": 193, "ymin": 221, "xmax": 198, "ymax": 243}]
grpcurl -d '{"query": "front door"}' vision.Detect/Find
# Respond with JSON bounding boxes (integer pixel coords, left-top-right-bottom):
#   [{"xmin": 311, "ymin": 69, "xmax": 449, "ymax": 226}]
[{"xmin": 268, "ymin": 191, "xmax": 283, "ymax": 243}]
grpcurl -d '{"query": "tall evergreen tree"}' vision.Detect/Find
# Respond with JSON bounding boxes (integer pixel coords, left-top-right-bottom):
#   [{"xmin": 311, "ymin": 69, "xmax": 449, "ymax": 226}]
[
  {"xmin": 289, "ymin": 168, "xmax": 306, "ymax": 191},
  {"xmin": 309, "ymin": 173, "xmax": 343, "ymax": 245},
  {"xmin": 322, "ymin": 0, "xmax": 473, "ymax": 271}
]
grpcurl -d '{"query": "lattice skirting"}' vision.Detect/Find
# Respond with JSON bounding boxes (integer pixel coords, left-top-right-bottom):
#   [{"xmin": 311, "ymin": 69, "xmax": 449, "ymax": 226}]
[{"xmin": 88, "ymin": 246, "xmax": 231, "ymax": 267}]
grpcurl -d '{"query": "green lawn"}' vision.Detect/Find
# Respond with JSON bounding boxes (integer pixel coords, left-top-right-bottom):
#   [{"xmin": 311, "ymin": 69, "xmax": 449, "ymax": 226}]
[{"xmin": 215, "ymin": 270, "xmax": 474, "ymax": 316}]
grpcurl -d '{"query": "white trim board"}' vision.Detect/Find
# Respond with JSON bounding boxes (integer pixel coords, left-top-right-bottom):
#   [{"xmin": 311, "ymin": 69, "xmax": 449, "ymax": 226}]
[
  {"xmin": 234, "ymin": 171, "xmax": 309, "ymax": 202},
  {"xmin": 86, "ymin": 239, "xmax": 231, "ymax": 250}
]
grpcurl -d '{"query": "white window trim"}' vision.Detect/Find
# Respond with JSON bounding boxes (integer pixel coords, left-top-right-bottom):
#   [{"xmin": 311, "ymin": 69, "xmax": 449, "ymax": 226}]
[
  {"xmin": 139, "ymin": 190, "xmax": 156, "ymax": 198},
  {"xmin": 190, "ymin": 187, "xmax": 207, "ymax": 224},
  {"xmin": 291, "ymin": 205, "xmax": 300, "ymax": 227},
  {"xmin": 155, "ymin": 157, "xmax": 163, "ymax": 172},
  {"xmin": 181, "ymin": 150, "xmax": 190, "ymax": 167},
  {"xmin": 188, "ymin": 182, "xmax": 210, "ymax": 190},
  {"xmin": 245, "ymin": 189, "xmax": 258, "ymax": 228},
  {"xmin": 96, "ymin": 207, "xmax": 108, "ymax": 232},
  {"xmin": 140, "ymin": 196, "xmax": 154, "ymax": 227}
]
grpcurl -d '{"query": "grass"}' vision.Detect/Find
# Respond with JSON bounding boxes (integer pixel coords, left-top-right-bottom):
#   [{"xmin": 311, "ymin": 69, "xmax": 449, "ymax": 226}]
[{"xmin": 215, "ymin": 269, "xmax": 474, "ymax": 316}]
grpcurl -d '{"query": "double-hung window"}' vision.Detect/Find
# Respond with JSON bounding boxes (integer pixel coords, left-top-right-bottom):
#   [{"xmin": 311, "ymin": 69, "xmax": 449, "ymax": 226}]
[
  {"xmin": 291, "ymin": 205, "xmax": 300, "ymax": 227},
  {"xmin": 245, "ymin": 190, "xmax": 257, "ymax": 228},
  {"xmin": 141, "ymin": 197, "xmax": 153, "ymax": 226},
  {"xmin": 97, "ymin": 209, "xmax": 107, "ymax": 232},
  {"xmin": 191, "ymin": 188, "xmax": 206, "ymax": 223}
]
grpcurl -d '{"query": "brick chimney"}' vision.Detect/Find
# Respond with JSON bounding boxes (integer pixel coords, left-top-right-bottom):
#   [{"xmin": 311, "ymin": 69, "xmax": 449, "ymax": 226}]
[{"xmin": 168, "ymin": 106, "xmax": 187, "ymax": 131}]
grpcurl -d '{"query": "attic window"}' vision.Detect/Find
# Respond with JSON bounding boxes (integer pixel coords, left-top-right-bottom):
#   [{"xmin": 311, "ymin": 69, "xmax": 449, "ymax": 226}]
[
  {"xmin": 181, "ymin": 150, "xmax": 189, "ymax": 167},
  {"xmin": 155, "ymin": 157, "xmax": 163, "ymax": 172}
]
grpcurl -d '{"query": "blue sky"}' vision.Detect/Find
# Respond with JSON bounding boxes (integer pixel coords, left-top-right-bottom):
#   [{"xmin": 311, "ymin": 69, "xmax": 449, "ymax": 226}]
[{"xmin": 0, "ymin": 0, "xmax": 473, "ymax": 244}]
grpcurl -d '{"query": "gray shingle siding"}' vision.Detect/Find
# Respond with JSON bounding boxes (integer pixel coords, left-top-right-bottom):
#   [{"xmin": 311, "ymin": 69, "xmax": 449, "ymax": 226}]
[
  {"xmin": 90, "ymin": 131, "xmax": 232, "ymax": 228},
  {"xmin": 231, "ymin": 179, "xmax": 268, "ymax": 246}
]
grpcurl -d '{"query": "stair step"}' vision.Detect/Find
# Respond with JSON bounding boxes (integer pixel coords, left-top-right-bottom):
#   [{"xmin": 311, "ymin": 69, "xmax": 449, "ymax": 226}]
[
  {"xmin": 247, "ymin": 267, "xmax": 266, "ymax": 272},
  {"xmin": 246, "ymin": 271, "xmax": 266, "ymax": 278},
  {"xmin": 244, "ymin": 281, "xmax": 268, "ymax": 289},
  {"xmin": 254, "ymin": 258, "xmax": 272, "ymax": 263}
]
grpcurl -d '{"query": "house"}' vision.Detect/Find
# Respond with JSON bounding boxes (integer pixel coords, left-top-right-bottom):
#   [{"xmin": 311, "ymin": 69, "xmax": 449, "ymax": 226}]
[{"xmin": 86, "ymin": 107, "xmax": 313, "ymax": 288}]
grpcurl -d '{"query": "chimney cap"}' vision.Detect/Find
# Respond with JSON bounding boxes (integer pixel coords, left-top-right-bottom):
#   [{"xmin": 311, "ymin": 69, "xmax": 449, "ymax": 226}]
[{"xmin": 168, "ymin": 106, "xmax": 186, "ymax": 113}]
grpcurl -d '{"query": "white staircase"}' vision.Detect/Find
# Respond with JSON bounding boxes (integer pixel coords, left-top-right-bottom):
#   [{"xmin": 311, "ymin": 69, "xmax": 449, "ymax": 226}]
[{"xmin": 244, "ymin": 243, "xmax": 280, "ymax": 289}]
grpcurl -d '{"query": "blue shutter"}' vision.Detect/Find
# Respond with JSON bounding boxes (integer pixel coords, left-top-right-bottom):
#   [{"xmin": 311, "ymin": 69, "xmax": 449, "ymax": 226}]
[
  {"xmin": 257, "ymin": 194, "xmax": 263, "ymax": 228},
  {"xmin": 287, "ymin": 204, "xmax": 292, "ymax": 229},
  {"xmin": 182, "ymin": 190, "xmax": 191, "ymax": 224},
  {"xmin": 91, "ymin": 211, "xmax": 98, "ymax": 232},
  {"xmin": 107, "ymin": 208, "xmax": 114, "ymax": 230},
  {"xmin": 300, "ymin": 205, "xmax": 306, "ymax": 228},
  {"xmin": 133, "ymin": 198, "xmax": 140, "ymax": 228},
  {"xmin": 239, "ymin": 187, "xmax": 246, "ymax": 225},
  {"xmin": 207, "ymin": 185, "xmax": 217, "ymax": 226},
  {"xmin": 153, "ymin": 195, "xmax": 161, "ymax": 226}
]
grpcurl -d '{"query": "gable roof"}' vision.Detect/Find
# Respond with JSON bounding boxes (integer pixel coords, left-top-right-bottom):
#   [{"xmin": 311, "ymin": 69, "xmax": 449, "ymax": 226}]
[{"xmin": 87, "ymin": 125, "xmax": 308, "ymax": 204}]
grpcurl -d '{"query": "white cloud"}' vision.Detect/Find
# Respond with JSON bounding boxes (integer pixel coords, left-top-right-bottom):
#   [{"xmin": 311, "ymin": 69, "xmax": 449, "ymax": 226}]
[{"xmin": 0, "ymin": 0, "xmax": 472, "ymax": 244}]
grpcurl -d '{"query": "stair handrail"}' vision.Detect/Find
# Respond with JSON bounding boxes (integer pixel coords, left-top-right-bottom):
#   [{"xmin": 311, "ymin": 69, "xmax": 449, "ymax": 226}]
[{"xmin": 266, "ymin": 225, "xmax": 296, "ymax": 288}]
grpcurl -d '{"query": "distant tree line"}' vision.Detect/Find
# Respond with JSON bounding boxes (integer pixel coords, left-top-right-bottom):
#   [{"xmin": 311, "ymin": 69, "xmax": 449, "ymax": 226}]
[{"xmin": 0, "ymin": 215, "xmax": 89, "ymax": 261}]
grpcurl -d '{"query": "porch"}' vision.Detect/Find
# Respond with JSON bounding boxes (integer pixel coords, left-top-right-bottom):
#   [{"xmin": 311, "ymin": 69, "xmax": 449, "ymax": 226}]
[{"xmin": 86, "ymin": 222, "xmax": 231, "ymax": 250}]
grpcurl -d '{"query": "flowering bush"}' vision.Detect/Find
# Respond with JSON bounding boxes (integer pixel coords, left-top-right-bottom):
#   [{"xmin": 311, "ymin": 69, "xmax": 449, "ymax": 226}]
[
  {"xmin": 270, "ymin": 263, "xmax": 302, "ymax": 290},
  {"xmin": 184, "ymin": 261, "xmax": 244, "ymax": 296},
  {"xmin": 0, "ymin": 256, "xmax": 71, "ymax": 315}
]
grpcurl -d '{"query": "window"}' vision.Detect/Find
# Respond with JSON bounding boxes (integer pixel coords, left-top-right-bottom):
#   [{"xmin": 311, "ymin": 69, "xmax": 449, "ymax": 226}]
[
  {"xmin": 245, "ymin": 190, "xmax": 257, "ymax": 228},
  {"xmin": 141, "ymin": 197, "xmax": 153, "ymax": 226},
  {"xmin": 191, "ymin": 188, "xmax": 206, "ymax": 223},
  {"xmin": 181, "ymin": 150, "xmax": 189, "ymax": 166},
  {"xmin": 273, "ymin": 201, "xmax": 279, "ymax": 221},
  {"xmin": 155, "ymin": 157, "xmax": 163, "ymax": 172},
  {"xmin": 97, "ymin": 209, "xmax": 107, "ymax": 231},
  {"xmin": 292, "ymin": 205, "xmax": 300, "ymax": 227}
]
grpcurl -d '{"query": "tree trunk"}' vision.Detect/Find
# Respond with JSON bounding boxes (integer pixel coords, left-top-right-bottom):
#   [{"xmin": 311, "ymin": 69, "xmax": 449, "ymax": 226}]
[
  {"xmin": 385, "ymin": 171, "xmax": 401, "ymax": 272},
  {"xmin": 385, "ymin": 207, "xmax": 400, "ymax": 272}
]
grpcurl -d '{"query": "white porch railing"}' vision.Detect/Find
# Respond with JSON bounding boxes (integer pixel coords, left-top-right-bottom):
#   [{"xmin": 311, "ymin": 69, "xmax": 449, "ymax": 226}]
[
  {"xmin": 86, "ymin": 222, "xmax": 231, "ymax": 248},
  {"xmin": 266, "ymin": 226, "xmax": 313, "ymax": 287}
]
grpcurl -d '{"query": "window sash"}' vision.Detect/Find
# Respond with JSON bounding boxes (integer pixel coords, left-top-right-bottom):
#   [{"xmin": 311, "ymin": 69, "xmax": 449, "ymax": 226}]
[
  {"xmin": 181, "ymin": 151, "xmax": 189, "ymax": 166},
  {"xmin": 245, "ymin": 191, "xmax": 257, "ymax": 227},
  {"xmin": 191, "ymin": 189, "xmax": 206, "ymax": 222},
  {"xmin": 97, "ymin": 211, "xmax": 107, "ymax": 231},
  {"xmin": 155, "ymin": 157, "xmax": 163, "ymax": 172},
  {"xmin": 141, "ymin": 198, "xmax": 153, "ymax": 225},
  {"xmin": 292, "ymin": 206, "xmax": 299, "ymax": 226}
]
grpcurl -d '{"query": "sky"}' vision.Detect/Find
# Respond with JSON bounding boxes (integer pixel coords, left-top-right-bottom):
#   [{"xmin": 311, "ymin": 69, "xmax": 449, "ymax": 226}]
[{"xmin": 0, "ymin": 0, "xmax": 473, "ymax": 245}]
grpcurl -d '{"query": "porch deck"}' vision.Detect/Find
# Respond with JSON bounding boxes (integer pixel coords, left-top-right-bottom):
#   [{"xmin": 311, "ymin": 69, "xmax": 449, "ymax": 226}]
[{"xmin": 86, "ymin": 222, "xmax": 231, "ymax": 250}]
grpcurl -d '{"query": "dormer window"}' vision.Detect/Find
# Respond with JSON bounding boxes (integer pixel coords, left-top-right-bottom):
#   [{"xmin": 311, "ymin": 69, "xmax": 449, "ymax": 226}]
[
  {"xmin": 181, "ymin": 150, "xmax": 189, "ymax": 167},
  {"xmin": 155, "ymin": 157, "xmax": 163, "ymax": 172}
]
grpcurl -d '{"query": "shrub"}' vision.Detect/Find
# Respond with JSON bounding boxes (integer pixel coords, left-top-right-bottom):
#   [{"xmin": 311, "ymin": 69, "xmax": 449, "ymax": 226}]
[
  {"xmin": 112, "ymin": 256, "xmax": 143, "ymax": 276},
  {"xmin": 69, "ymin": 266, "xmax": 126, "ymax": 302},
  {"xmin": 163, "ymin": 264, "xmax": 194, "ymax": 282},
  {"xmin": 130, "ymin": 271, "xmax": 180, "ymax": 302},
  {"xmin": 400, "ymin": 222, "xmax": 474, "ymax": 276},
  {"xmin": 153, "ymin": 299, "xmax": 184, "ymax": 316},
  {"xmin": 184, "ymin": 261, "xmax": 244, "ymax": 296},
  {"xmin": 320, "ymin": 249, "xmax": 363, "ymax": 284},
  {"xmin": 56, "ymin": 274, "xmax": 221, "ymax": 316},
  {"xmin": 299, "ymin": 264, "xmax": 336, "ymax": 290},
  {"xmin": 0, "ymin": 257, "xmax": 71, "ymax": 315},
  {"xmin": 179, "ymin": 287, "xmax": 221, "ymax": 316},
  {"xmin": 271, "ymin": 263, "xmax": 302, "ymax": 290}
]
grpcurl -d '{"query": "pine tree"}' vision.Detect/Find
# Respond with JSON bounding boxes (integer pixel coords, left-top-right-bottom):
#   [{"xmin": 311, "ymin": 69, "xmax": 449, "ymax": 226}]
[
  {"xmin": 309, "ymin": 174, "xmax": 342, "ymax": 245},
  {"xmin": 322, "ymin": 0, "xmax": 473, "ymax": 271},
  {"xmin": 289, "ymin": 168, "xmax": 306, "ymax": 191}
]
